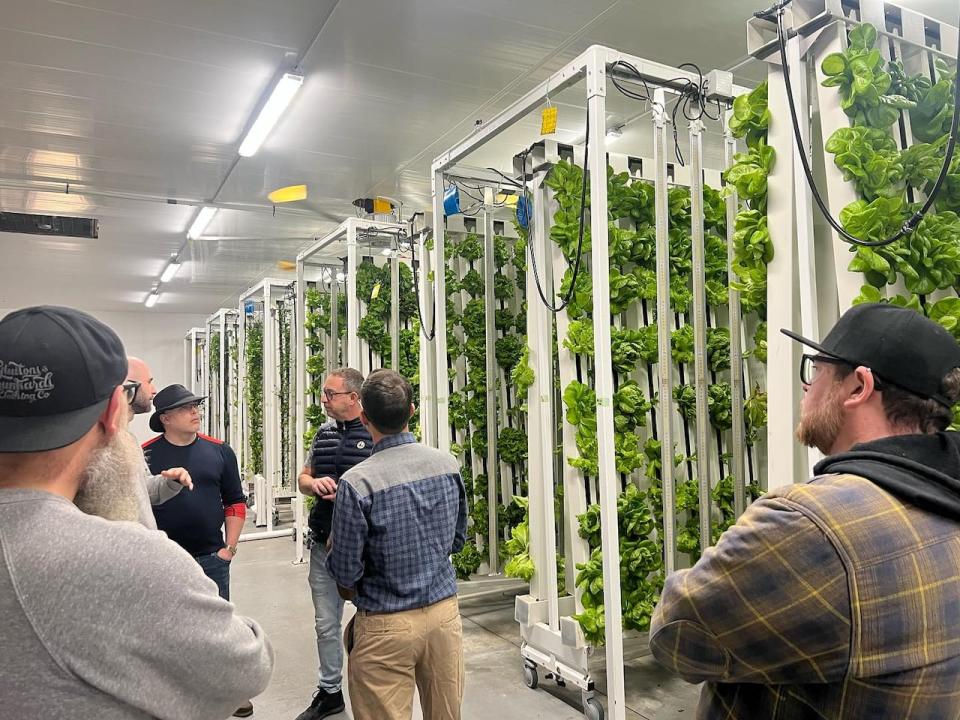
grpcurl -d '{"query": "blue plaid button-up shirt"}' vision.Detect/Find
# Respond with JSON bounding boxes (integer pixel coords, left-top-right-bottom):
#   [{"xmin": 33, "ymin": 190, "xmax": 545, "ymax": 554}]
[{"xmin": 326, "ymin": 432, "xmax": 467, "ymax": 613}]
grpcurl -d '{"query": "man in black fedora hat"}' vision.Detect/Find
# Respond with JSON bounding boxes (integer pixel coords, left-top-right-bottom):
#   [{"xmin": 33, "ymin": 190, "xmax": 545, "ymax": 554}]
[
  {"xmin": 0, "ymin": 306, "xmax": 273, "ymax": 719},
  {"xmin": 650, "ymin": 303, "xmax": 960, "ymax": 719},
  {"xmin": 143, "ymin": 383, "xmax": 252, "ymax": 715}
]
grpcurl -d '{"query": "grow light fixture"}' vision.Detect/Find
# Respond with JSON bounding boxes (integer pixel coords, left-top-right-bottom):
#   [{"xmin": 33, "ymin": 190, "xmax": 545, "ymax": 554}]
[
  {"xmin": 187, "ymin": 206, "xmax": 217, "ymax": 240},
  {"xmin": 380, "ymin": 247, "xmax": 394, "ymax": 257},
  {"xmin": 238, "ymin": 72, "xmax": 304, "ymax": 157},
  {"xmin": 606, "ymin": 125, "xmax": 624, "ymax": 140},
  {"xmin": 145, "ymin": 289, "xmax": 160, "ymax": 308},
  {"xmin": 335, "ymin": 271, "xmax": 346, "ymax": 282},
  {"xmin": 159, "ymin": 255, "xmax": 181, "ymax": 283}
]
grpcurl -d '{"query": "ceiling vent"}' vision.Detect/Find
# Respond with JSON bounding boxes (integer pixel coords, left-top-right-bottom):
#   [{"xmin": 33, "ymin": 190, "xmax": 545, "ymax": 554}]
[{"xmin": 0, "ymin": 212, "xmax": 99, "ymax": 239}]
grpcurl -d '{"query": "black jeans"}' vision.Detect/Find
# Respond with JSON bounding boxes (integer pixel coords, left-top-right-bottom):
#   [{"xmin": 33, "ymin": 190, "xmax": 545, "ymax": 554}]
[{"xmin": 195, "ymin": 552, "xmax": 231, "ymax": 600}]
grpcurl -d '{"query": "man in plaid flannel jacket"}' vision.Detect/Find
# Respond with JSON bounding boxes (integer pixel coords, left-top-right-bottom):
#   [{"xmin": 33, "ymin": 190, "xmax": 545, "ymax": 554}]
[{"xmin": 651, "ymin": 304, "xmax": 960, "ymax": 719}]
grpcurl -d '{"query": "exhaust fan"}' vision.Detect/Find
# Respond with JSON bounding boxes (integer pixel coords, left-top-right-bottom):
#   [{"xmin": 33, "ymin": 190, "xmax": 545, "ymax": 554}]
[{"xmin": 0, "ymin": 213, "xmax": 99, "ymax": 239}]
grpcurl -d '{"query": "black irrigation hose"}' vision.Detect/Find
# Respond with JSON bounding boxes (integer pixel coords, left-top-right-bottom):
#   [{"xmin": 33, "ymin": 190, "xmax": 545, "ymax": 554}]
[
  {"xmin": 771, "ymin": 1, "xmax": 960, "ymax": 247},
  {"xmin": 526, "ymin": 113, "xmax": 589, "ymax": 313},
  {"xmin": 408, "ymin": 233, "xmax": 437, "ymax": 341}
]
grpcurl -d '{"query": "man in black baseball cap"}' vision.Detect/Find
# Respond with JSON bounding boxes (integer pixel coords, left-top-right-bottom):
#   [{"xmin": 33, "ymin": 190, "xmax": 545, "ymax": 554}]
[
  {"xmin": 0, "ymin": 306, "xmax": 273, "ymax": 718},
  {"xmin": 651, "ymin": 303, "xmax": 960, "ymax": 718}
]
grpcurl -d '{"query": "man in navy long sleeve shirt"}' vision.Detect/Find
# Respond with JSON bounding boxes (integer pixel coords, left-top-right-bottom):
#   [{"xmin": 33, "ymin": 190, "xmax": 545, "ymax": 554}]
[
  {"xmin": 327, "ymin": 369, "xmax": 467, "ymax": 720},
  {"xmin": 144, "ymin": 383, "xmax": 252, "ymax": 718}
]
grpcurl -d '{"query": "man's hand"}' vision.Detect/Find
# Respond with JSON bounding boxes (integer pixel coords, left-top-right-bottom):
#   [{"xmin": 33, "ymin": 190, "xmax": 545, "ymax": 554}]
[
  {"xmin": 161, "ymin": 467, "xmax": 193, "ymax": 491},
  {"xmin": 216, "ymin": 547, "xmax": 234, "ymax": 562},
  {"xmin": 312, "ymin": 476, "xmax": 337, "ymax": 501}
]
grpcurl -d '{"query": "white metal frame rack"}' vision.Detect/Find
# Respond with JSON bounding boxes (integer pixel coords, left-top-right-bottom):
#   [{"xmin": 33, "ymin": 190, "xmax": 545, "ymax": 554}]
[
  {"xmin": 294, "ymin": 217, "xmax": 413, "ymax": 563},
  {"xmin": 237, "ymin": 278, "xmax": 300, "ymax": 554},
  {"xmin": 203, "ymin": 309, "xmax": 238, "ymax": 443},
  {"xmin": 430, "ymin": 45, "xmax": 747, "ymax": 720},
  {"xmin": 748, "ymin": 0, "xmax": 959, "ymax": 481},
  {"xmin": 183, "ymin": 327, "xmax": 206, "ymax": 397}
]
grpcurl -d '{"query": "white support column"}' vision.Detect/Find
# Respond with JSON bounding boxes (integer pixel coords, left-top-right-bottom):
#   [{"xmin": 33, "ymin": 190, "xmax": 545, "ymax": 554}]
[
  {"xmin": 586, "ymin": 48, "xmax": 626, "ymax": 720},
  {"xmin": 391, "ymin": 249, "xmax": 400, "ymax": 372},
  {"xmin": 653, "ymin": 88, "xmax": 677, "ymax": 572},
  {"xmin": 689, "ymin": 120, "xmax": 713, "ymax": 551},
  {"xmin": 294, "ymin": 264, "xmax": 307, "ymax": 564},
  {"xmin": 482, "ymin": 209, "xmax": 501, "ymax": 573},
  {"xmin": 346, "ymin": 223, "xmax": 360, "ymax": 370},
  {"xmin": 724, "ymin": 119, "xmax": 748, "ymax": 517},
  {"xmin": 219, "ymin": 312, "xmax": 227, "ymax": 441},
  {"xmin": 238, "ymin": 309, "xmax": 248, "ymax": 479},
  {"xmin": 766, "ymin": 64, "xmax": 805, "ymax": 487},
  {"xmin": 417, "ymin": 230, "xmax": 438, "ymax": 447},
  {"xmin": 528, "ymin": 170, "xmax": 561, "ymax": 623},
  {"xmin": 433, "ymin": 169, "xmax": 451, "ymax": 452},
  {"xmin": 264, "ymin": 287, "xmax": 277, "ymax": 533}
]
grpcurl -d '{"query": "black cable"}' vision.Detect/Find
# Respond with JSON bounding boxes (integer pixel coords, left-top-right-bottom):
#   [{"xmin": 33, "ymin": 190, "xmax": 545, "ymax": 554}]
[
  {"xmin": 525, "ymin": 112, "xmax": 590, "ymax": 313},
  {"xmin": 409, "ymin": 232, "xmax": 437, "ymax": 341},
  {"xmin": 484, "ymin": 167, "xmax": 525, "ymax": 189},
  {"xmin": 774, "ymin": 2, "xmax": 960, "ymax": 247}
]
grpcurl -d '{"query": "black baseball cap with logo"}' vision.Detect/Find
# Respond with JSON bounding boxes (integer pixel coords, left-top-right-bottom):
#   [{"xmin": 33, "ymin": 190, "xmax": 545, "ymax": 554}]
[
  {"xmin": 0, "ymin": 306, "xmax": 127, "ymax": 453},
  {"xmin": 781, "ymin": 302, "xmax": 960, "ymax": 409}
]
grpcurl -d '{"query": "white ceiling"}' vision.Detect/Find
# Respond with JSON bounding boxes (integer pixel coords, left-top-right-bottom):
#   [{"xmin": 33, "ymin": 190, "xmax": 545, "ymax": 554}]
[{"xmin": 5, "ymin": 0, "xmax": 950, "ymax": 315}]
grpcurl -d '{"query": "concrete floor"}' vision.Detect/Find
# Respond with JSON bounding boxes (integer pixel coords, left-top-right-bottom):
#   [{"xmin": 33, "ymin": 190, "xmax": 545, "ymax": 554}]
[{"xmin": 230, "ymin": 535, "xmax": 701, "ymax": 720}]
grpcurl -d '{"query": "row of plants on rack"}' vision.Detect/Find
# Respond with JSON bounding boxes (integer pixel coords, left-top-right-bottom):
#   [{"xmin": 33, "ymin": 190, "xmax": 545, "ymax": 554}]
[
  {"xmin": 444, "ymin": 226, "xmax": 530, "ymax": 579},
  {"xmin": 208, "ymin": 331, "xmax": 221, "ymax": 431},
  {"xmin": 822, "ymin": 23, "xmax": 960, "ymax": 298},
  {"xmin": 552, "ymin": 124, "xmax": 771, "ymax": 640},
  {"xmin": 822, "ymin": 21, "xmax": 960, "ymax": 426},
  {"xmin": 304, "ymin": 288, "xmax": 340, "ymax": 448},
  {"xmin": 244, "ymin": 319, "xmax": 264, "ymax": 475},
  {"xmin": 277, "ymin": 301, "xmax": 293, "ymax": 486},
  {"xmin": 726, "ymin": 79, "xmax": 774, "ymax": 318}
]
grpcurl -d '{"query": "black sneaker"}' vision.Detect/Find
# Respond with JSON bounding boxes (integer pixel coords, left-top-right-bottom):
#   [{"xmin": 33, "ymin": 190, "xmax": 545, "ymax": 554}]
[
  {"xmin": 294, "ymin": 689, "xmax": 345, "ymax": 720},
  {"xmin": 233, "ymin": 701, "xmax": 254, "ymax": 717}
]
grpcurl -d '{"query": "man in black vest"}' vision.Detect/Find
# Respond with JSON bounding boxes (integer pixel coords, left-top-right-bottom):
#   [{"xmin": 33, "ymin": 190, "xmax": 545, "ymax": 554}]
[{"xmin": 295, "ymin": 368, "xmax": 371, "ymax": 720}]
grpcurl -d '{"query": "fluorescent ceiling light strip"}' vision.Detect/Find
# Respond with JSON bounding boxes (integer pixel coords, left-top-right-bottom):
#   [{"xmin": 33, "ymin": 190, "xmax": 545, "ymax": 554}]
[
  {"xmin": 159, "ymin": 258, "xmax": 181, "ymax": 283},
  {"xmin": 145, "ymin": 290, "xmax": 160, "ymax": 308},
  {"xmin": 238, "ymin": 73, "xmax": 304, "ymax": 157},
  {"xmin": 187, "ymin": 206, "xmax": 218, "ymax": 240}
]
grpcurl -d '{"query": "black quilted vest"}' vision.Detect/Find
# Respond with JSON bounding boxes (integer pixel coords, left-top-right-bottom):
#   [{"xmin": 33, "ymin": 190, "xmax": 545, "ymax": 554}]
[{"xmin": 307, "ymin": 417, "xmax": 373, "ymax": 541}]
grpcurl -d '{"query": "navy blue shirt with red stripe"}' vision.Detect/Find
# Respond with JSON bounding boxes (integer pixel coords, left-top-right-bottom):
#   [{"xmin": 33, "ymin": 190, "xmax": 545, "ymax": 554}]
[{"xmin": 143, "ymin": 433, "xmax": 245, "ymax": 556}]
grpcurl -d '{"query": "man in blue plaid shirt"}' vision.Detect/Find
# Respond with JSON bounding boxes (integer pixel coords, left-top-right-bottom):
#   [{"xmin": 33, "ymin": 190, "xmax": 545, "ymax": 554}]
[{"xmin": 326, "ymin": 369, "xmax": 467, "ymax": 720}]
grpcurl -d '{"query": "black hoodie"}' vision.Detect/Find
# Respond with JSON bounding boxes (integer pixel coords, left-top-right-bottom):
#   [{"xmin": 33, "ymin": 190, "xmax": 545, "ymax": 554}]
[{"xmin": 814, "ymin": 431, "xmax": 960, "ymax": 521}]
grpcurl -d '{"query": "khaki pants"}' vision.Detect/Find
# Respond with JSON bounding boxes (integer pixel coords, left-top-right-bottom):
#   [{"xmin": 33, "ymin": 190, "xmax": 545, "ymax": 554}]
[{"xmin": 346, "ymin": 595, "xmax": 464, "ymax": 720}]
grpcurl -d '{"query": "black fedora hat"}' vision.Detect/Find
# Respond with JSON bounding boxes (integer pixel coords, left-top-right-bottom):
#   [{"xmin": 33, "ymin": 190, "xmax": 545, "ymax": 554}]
[{"xmin": 150, "ymin": 384, "xmax": 206, "ymax": 433}]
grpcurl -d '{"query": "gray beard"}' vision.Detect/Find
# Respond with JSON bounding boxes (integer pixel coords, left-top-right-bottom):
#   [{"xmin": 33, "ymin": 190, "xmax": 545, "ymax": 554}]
[{"xmin": 74, "ymin": 429, "xmax": 146, "ymax": 523}]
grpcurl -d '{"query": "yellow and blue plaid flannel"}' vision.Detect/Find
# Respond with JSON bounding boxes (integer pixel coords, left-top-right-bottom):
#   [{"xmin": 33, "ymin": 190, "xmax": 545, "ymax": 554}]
[{"xmin": 650, "ymin": 473, "xmax": 960, "ymax": 719}]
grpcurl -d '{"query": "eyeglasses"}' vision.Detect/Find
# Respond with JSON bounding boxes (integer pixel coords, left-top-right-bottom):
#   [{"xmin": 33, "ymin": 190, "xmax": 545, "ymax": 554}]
[
  {"xmin": 122, "ymin": 380, "xmax": 141, "ymax": 405},
  {"xmin": 322, "ymin": 389, "xmax": 354, "ymax": 400},
  {"xmin": 799, "ymin": 354, "xmax": 850, "ymax": 385},
  {"xmin": 170, "ymin": 402, "xmax": 202, "ymax": 414}
]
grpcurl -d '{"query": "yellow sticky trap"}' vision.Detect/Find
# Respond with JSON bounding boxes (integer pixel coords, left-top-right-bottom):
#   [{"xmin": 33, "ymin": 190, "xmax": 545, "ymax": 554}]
[
  {"xmin": 267, "ymin": 184, "xmax": 307, "ymax": 203},
  {"xmin": 541, "ymin": 106, "xmax": 558, "ymax": 135},
  {"xmin": 371, "ymin": 282, "xmax": 381, "ymax": 300},
  {"xmin": 496, "ymin": 193, "xmax": 519, "ymax": 208},
  {"xmin": 373, "ymin": 197, "xmax": 393, "ymax": 214}
]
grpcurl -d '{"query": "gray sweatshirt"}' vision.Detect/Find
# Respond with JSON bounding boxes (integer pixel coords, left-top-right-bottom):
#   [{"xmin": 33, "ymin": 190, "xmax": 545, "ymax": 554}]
[
  {"xmin": 0, "ymin": 488, "xmax": 274, "ymax": 719},
  {"xmin": 136, "ymin": 462, "xmax": 184, "ymax": 530}
]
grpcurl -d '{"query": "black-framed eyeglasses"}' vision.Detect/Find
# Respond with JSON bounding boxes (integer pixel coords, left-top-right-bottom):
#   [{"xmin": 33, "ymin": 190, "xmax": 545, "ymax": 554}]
[
  {"xmin": 799, "ymin": 354, "xmax": 850, "ymax": 385},
  {"xmin": 322, "ymin": 389, "xmax": 354, "ymax": 400},
  {"xmin": 122, "ymin": 380, "xmax": 141, "ymax": 405}
]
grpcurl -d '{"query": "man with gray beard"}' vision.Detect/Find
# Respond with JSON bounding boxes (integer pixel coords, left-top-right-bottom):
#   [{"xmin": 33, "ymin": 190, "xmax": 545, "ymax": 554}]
[
  {"xmin": 124, "ymin": 355, "xmax": 192, "ymax": 528},
  {"xmin": 0, "ymin": 306, "xmax": 273, "ymax": 720}
]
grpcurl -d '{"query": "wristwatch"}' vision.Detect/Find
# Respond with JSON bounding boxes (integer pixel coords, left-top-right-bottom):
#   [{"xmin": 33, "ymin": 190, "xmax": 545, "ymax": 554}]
[{"xmin": 226, "ymin": 544, "xmax": 238, "ymax": 557}]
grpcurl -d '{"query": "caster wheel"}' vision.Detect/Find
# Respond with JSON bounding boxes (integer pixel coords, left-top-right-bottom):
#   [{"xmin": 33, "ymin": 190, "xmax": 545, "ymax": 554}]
[
  {"xmin": 523, "ymin": 665, "xmax": 538, "ymax": 690},
  {"xmin": 583, "ymin": 697, "xmax": 604, "ymax": 720}
]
